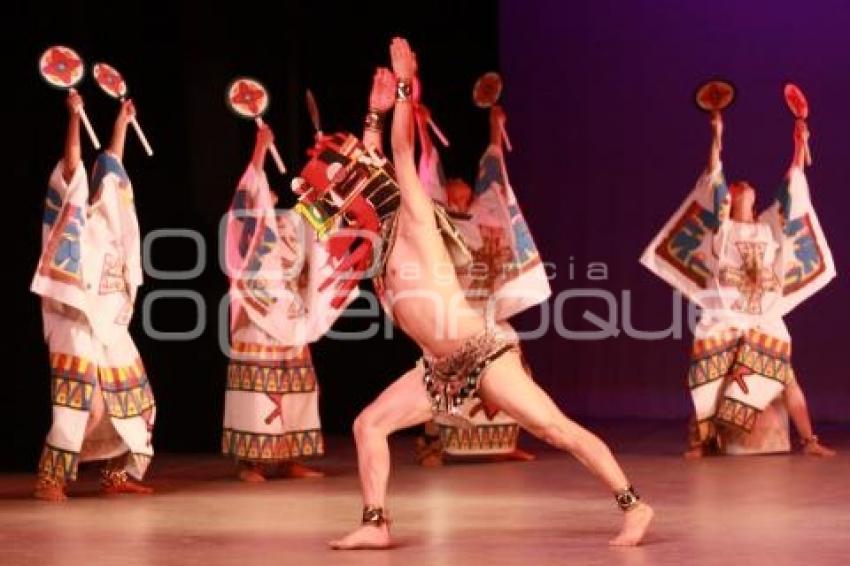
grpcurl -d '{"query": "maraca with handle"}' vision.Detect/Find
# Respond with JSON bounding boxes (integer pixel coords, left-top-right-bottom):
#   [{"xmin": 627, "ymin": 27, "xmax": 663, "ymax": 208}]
[
  {"xmin": 93, "ymin": 63, "xmax": 154, "ymax": 157},
  {"xmin": 473, "ymin": 71, "xmax": 512, "ymax": 151},
  {"xmin": 39, "ymin": 46, "xmax": 100, "ymax": 149},
  {"xmin": 694, "ymin": 79, "xmax": 736, "ymax": 152},
  {"xmin": 226, "ymin": 78, "xmax": 286, "ymax": 174},
  {"xmin": 784, "ymin": 83, "xmax": 812, "ymax": 166},
  {"xmin": 694, "ymin": 79, "xmax": 736, "ymax": 113}
]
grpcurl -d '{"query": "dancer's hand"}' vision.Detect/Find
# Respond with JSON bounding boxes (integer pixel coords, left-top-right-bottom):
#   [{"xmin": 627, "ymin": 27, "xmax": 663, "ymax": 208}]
[
  {"xmin": 390, "ymin": 37, "xmax": 416, "ymax": 80},
  {"xmin": 256, "ymin": 123, "xmax": 274, "ymax": 149},
  {"xmin": 794, "ymin": 119, "xmax": 809, "ymax": 144},
  {"xmin": 116, "ymin": 99, "xmax": 136, "ymax": 127},
  {"xmin": 710, "ymin": 111, "xmax": 723, "ymax": 140},
  {"xmin": 369, "ymin": 67, "xmax": 396, "ymax": 113},
  {"xmin": 252, "ymin": 124, "xmax": 274, "ymax": 171},
  {"xmin": 66, "ymin": 89, "xmax": 83, "ymax": 115}
]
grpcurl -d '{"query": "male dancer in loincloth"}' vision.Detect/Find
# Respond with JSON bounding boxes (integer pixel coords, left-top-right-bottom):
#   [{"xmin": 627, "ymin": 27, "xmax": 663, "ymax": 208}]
[{"xmin": 325, "ymin": 38, "xmax": 653, "ymax": 549}]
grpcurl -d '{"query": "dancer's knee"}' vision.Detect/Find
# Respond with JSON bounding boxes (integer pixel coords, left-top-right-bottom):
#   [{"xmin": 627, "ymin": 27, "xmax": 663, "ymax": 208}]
[{"xmin": 353, "ymin": 408, "xmax": 384, "ymax": 441}]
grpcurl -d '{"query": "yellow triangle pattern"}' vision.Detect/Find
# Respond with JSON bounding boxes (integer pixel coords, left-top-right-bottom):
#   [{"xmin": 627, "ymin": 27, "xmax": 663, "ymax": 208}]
[{"xmin": 222, "ymin": 428, "xmax": 324, "ymax": 462}]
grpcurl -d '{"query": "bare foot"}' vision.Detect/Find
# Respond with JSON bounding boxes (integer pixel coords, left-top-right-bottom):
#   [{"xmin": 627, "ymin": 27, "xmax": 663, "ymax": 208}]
[
  {"xmin": 803, "ymin": 441, "xmax": 837, "ymax": 457},
  {"xmin": 419, "ymin": 453, "xmax": 443, "ymax": 467},
  {"xmin": 102, "ymin": 477, "xmax": 154, "ymax": 495},
  {"xmin": 33, "ymin": 479, "xmax": 67, "ymax": 502},
  {"xmin": 683, "ymin": 446, "xmax": 704, "ymax": 460},
  {"xmin": 280, "ymin": 462, "xmax": 325, "ymax": 478},
  {"xmin": 415, "ymin": 436, "xmax": 443, "ymax": 467},
  {"xmin": 238, "ymin": 465, "xmax": 266, "ymax": 483},
  {"xmin": 329, "ymin": 523, "xmax": 391, "ymax": 550},
  {"xmin": 609, "ymin": 502, "xmax": 654, "ymax": 546}
]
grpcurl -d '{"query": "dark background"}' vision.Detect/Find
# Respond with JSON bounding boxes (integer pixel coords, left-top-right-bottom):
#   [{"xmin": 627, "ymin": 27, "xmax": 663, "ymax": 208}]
[{"xmin": 3, "ymin": 0, "xmax": 847, "ymax": 471}]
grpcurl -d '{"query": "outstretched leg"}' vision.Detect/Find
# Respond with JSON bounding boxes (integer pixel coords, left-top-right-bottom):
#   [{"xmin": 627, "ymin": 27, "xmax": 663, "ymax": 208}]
[
  {"xmin": 478, "ymin": 350, "xmax": 654, "ymax": 546},
  {"xmin": 784, "ymin": 380, "xmax": 836, "ymax": 457},
  {"xmin": 330, "ymin": 365, "xmax": 433, "ymax": 550}
]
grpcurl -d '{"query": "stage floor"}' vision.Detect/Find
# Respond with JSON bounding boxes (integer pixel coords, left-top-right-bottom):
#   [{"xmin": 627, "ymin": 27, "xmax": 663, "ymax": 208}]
[{"xmin": 1, "ymin": 422, "xmax": 848, "ymax": 566}]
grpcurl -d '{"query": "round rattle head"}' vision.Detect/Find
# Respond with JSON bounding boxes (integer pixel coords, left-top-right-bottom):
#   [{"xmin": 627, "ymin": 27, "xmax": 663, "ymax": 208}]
[
  {"xmin": 226, "ymin": 77, "xmax": 270, "ymax": 119},
  {"xmin": 695, "ymin": 80, "xmax": 736, "ymax": 112},
  {"xmin": 473, "ymin": 72, "xmax": 503, "ymax": 108},
  {"xmin": 93, "ymin": 63, "xmax": 128, "ymax": 99},
  {"xmin": 39, "ymin": 45, "xmax": 85, "ymax": 89},
  {"xmin": 783, "ymin": 83, "xmax": 809, "ymax": 120}
]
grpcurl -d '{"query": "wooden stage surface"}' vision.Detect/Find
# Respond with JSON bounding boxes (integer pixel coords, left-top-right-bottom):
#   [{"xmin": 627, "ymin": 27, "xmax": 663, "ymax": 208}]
[{"xmin": 1, "ymin": 422, "xmax": 848, "ymax": 566}]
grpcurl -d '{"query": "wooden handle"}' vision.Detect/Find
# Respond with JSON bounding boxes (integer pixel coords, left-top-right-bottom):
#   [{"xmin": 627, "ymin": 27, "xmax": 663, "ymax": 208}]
[
  {"xmin": 255, "ymin": 117, "xmax": 286, "ymax": 174},
  {"xmin": 130, "ymin": 116, "xmax": 154, "ymax": 157},
  {"xmin": 500, "ymin": 122, "xmax": 513, "ymax": 152},
  {"xmin": 77, "ymin": 107, "xmax": 101, "ymax": 150},
  {"xmin": 426, "ymin": 116, "xmax": 450, "ymax": 147}
]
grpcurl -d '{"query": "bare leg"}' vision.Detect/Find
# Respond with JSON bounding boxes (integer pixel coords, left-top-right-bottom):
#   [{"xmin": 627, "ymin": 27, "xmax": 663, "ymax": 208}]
[
  {"xmin": 329, "ymin": 365, "xmax": 433, "ymax": 550},
  {"xmin": 479, "ymin": 351, "xmax": 654, "ymax": 546},
  {"xmin": 785, "ymin": 381, "xmax": 836, "ymax": 457},
  {"xmin": 84, "ymin": 385, "xmax": 107, "ymax": 436}
]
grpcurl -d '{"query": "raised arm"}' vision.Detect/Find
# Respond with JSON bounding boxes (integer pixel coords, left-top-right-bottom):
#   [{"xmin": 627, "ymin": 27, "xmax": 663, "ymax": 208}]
[
  {"xmin": 63, "ymin": 90, "xmax": 83, "ymax": 183},
  {"xmin": 108, "ymin": 99, "xmax": 136, "ymax": 161},
  {"xmin": 792, "ymin": 119, "xmax": 809, "ymax": 169},
  {"xmin": 707, "ymin": 111, "xmax": 722, "ymax": 172},
  {"xmin": 389, "ymin": 38, "xmax": 433, "ymax": 221},
  {"xmin": 363, "ymin": 67, "xmax": 395, "ymax": 152},
  {"xmin": 251, "ymin": 124, "xmax": 274, "ymax": 173}
]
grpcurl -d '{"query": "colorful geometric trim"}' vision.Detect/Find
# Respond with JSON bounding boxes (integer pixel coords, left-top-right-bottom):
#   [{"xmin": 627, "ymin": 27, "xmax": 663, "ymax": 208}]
[
  {"xmin": 50, "ymin": 353, "xmax": 98, "ymax": 411},
  {"xmin": 226, "ymin": 361, "xmax": 317, "ymax": 393},
  {"xmin": 49, "ymin": 353, "xmax": 154, "ymax": 418},
  {"xmin": 439, "ymin": 423, "xmax": 519, "ymax": 453},
  {"xmin": 39, "ymin": 199, "xmax": 85, "ymax": 287},
  {"xmin": 688, "ymin": 330, "xmax": 740, "ymax": 388},
  {"xmin": 783, "ymin": 213, "xmax": 827, "ymax": 294},
  {"xmin": 221, "ymin": 428, "xmax": 324, "ymax": 462},
  {"xmin": 734, "ymin": 330, "xmax": 793, "ymax": 385},
  {"xmin": 227, "ymin": 345, "xmax": 316, "ymax": 393},
  {"xmin": 231, "ymin": 341, "xmax": 312, "ymax": 362},
  {"xmin": 89, "ymin": 152, "xmax": 130, "ymax": 204},
  {"xmin": 38, "ymin": 443, "xmax": 80, "ymax": 482},
  {"xmin": 716, "ymin": 397, "xmax": 760, "ymax": 432},
  {"xmin": 688, "ymin": 329, "xmax": 792, "ymax": 388},
  {"xmin": 655, "ymin": 198, "xmax": 721, "ymax": 288},
  {"xmin": 101, "ymin": 380, "xmax": 156, "ymax": 420},
  {"xmin": 94, "ymin": 358, "xmax": 155, "ymax": 419}
]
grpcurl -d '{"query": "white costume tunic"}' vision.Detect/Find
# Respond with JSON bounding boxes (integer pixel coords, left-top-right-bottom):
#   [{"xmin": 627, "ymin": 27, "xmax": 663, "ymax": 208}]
[
  {"xmin": 641, "ymin": 163, "xmax": 835, "ymax": 446},
  {"xmin": 222, "ymin": 165, "xmax": 356, "ymax": 463},
  {"xmin": 419, "ymin": 141, "xmax": 551, "ymax": 456},
  {"xmin": 31, "ymin": 154, "xmax": 154, "ymax": 482}
]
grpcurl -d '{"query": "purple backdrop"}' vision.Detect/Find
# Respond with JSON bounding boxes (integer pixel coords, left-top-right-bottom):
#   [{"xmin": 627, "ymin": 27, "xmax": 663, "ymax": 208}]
[{"xmin": 499, "ymin": 0, "xmax": 849, "ymax": 421}]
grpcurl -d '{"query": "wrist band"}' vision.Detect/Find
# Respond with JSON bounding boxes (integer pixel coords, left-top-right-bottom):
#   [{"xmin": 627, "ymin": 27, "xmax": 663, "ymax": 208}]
[
  {"xmin": 364, "ymin": 109, "xmax": 385, "ymax": 132},
  {"xmin": 396, "ymin": 79, "xmax": 413, "ymax": 102}
]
